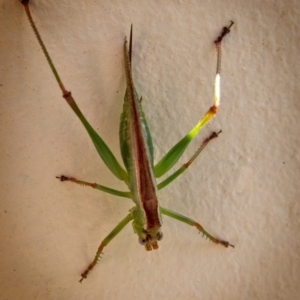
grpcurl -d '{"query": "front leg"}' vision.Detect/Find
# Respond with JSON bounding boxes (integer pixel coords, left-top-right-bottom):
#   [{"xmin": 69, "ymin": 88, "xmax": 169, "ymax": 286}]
[
  {"xmin": 161, "ymin": 207, "xmax": 234, "ymax": 248},
  {"xmin": 79, "ymin": 212, "xmax": 133, "ymax": 282}
]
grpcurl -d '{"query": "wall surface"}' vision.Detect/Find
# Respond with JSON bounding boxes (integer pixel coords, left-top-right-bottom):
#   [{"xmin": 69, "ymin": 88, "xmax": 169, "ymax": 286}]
[{"xmin": 1, "ymin": 1, "xmax": 299, "ymax": 299}]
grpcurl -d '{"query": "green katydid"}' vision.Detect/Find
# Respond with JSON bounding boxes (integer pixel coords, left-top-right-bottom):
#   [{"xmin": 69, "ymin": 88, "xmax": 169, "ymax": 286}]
[{"xmin": 21, "ymin": 0, "xmax": 234, "ymax": 282}]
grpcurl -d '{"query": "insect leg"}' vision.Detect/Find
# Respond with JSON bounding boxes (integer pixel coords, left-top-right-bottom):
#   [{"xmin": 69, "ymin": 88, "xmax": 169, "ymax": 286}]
[
  {"xmin": 80, "ymin": 212, "xmax": 133, "ymax": 282},
  {"xmin": 157, "ymin": 131, "xmax": 221, "ymax": 190},
  {"xmin": 20, "ymin": 0, "xmax": 128, "ymax": 182},
  {"xmin": 161, "ymin": 207, "xmax": 233, "ymax": 248},
  {"xmin": 154, "ymin": 21, "xmax": 234, "ymax": 178},
  {"xmin": 56, "ymin": 176, "xmax": 131, "ymax": 198}
]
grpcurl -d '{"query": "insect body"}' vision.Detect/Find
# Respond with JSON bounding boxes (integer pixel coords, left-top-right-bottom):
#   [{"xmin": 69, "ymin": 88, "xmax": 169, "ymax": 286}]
[{"xmin": 21, "ymin": 0, "xmax": 234, "ymax": 282}]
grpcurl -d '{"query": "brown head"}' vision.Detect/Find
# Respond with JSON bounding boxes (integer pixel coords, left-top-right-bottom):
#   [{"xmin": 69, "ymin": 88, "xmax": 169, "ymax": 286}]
[{"xmin": 138, "ymin": 228, "xmax": 163, "ymax": 251}]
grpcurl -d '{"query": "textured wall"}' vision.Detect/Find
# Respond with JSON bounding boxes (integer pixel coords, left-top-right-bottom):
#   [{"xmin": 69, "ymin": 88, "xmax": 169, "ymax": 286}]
[{"xmin": 1, "ymin": 1, "xmax": 299, "ymax": 299}]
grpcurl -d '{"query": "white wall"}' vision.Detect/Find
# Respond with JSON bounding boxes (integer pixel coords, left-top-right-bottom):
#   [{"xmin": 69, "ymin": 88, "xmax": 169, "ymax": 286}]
[{"xmin": 1, "ymin": 1, "xmax": 299, "ymax": 299}]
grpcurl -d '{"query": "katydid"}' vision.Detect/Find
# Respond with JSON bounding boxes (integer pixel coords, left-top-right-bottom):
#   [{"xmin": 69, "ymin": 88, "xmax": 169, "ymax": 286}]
[{"xmin": 21, "ymin": 0, "xmax": 234, "ymax": 282}]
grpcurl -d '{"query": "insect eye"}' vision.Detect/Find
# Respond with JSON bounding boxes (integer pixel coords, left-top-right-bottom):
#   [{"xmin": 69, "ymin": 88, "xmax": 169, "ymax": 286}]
[
  {"xmin": 138, "ymin": 237, "xmax": 147, "ymax": 245},
  {"xmin": 156, "ymin": 231, "xmax": 163, "ymax": 241}
]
